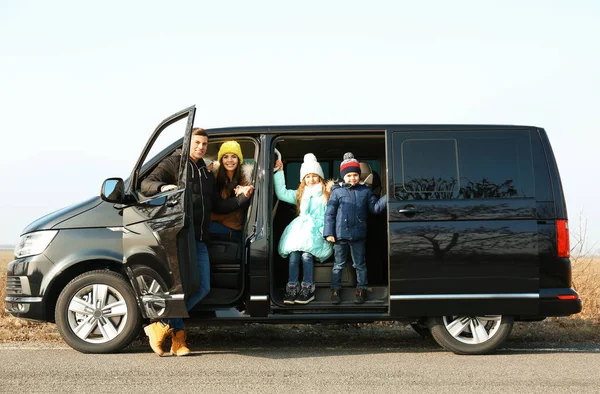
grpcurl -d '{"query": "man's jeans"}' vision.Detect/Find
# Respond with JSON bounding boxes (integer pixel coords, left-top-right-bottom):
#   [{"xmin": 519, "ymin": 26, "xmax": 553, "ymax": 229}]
[
  {"xmin": 288, "ymin": 251, "xmax": 314, "ymax": 286},
  {"xmin": 331, "ymin": 240, "xmax": 367, "ymax": 289},
  {"xmin": 165, "ymin": 240, "xmax": 210, "ymax": 332}
]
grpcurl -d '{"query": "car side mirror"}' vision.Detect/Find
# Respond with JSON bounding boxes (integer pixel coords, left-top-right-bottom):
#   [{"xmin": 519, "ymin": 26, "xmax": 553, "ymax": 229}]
[{"xmin": 101, "ymin": 178, "xmax": 124, "ymax": 203}]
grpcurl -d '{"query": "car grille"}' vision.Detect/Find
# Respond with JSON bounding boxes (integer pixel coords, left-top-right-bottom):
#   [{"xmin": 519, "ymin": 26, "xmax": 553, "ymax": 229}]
[{"xmin": 5, "ymin": 276, "xmax": 31, "ymax": 296}]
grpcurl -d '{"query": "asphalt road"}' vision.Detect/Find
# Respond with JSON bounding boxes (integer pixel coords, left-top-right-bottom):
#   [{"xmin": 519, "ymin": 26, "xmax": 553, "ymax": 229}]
[{"xmin": 1, "ymin": 335, "xmax": 599, "ymax": 394}]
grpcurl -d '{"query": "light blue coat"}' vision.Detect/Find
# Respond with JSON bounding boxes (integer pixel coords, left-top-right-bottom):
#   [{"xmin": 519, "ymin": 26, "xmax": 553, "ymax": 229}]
[{"xmin": 274, "ymin": 171, "xmax": 333, "ymax": 262}]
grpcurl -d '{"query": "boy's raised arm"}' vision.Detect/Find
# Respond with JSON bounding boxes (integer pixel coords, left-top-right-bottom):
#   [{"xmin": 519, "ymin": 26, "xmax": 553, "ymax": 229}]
[{"xmin": 368, "ymin": 192, "xmax": 387, "ymax": 215}]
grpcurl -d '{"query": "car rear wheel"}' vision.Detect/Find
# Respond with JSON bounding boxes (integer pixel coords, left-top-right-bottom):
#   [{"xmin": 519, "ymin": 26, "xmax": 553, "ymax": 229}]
[
  {"xmin": 55, "ymin": 270, "xmax": 142, "ymax": 353},
  {"xmin": 427, "ymin": 315, "xmax": 513, "ymax": 355}
]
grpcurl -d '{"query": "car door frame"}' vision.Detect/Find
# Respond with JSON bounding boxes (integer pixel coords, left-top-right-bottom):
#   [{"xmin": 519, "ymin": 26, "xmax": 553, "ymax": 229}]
[{"xmin": 121, "ymin": 105, "xmax": 197, "ymax": 320}]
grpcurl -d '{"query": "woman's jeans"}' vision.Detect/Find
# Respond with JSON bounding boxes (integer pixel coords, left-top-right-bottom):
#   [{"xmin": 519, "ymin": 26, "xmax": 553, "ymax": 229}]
[
  {"xmin": 209, "ymin": 221, "xmax": 241, "ymax": 239},
  {"xmin": 165, "ymin": 240, "xmax": 210, "ymax": 332},
  {"xmin": 331, "ymin": 240, "xmax": 367, "ymax": 289},
  {"xmin": 288, "ymin": 251, "xmax": 314, "ymax": 287}
]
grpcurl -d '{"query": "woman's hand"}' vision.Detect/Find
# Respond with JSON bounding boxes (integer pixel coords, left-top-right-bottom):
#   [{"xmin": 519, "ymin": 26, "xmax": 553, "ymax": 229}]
[
  {"xmin": 275, "ymin": 160, "xmax": 283, "ymax": 172},
  {"xmin": 326, "ymin": 236, "xmax": 336, "ymax": 243},
  {"xmin": 235, "ymin": 185, "xmax": 255, "ymax": 198}
]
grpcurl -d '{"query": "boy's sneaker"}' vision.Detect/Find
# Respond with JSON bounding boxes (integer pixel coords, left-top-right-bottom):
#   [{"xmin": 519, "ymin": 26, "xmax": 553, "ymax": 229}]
[
  {"xmin": 331, "ymin": 289, "xmax": 341, "ymax": 304},
  {"xmin": 283, "ymin": 284, "xmax": 299, "ymax": 304},
  {"xmin": 354, "ymin": 288, "xmax": 367, "ymax": 304},
  {"xmin": 295, "ymin": 285, "xmax": 315, "ymax": 304}
]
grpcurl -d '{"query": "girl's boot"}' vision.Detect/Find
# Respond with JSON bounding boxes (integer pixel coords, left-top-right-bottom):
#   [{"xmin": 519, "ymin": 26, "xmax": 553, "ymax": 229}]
[
  {"xmin": 295, "ymin": 283, "xmax": 315, "ymax": 304},
  {"xmin": 283, "ymin": 283, "xmax": 300, "ymax": 304}
]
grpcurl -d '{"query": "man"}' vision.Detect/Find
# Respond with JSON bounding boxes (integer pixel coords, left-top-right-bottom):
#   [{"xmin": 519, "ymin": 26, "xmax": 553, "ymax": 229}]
[{"xmin": 140, "ymin": 128, "xmax": 249, "ymax": 356}]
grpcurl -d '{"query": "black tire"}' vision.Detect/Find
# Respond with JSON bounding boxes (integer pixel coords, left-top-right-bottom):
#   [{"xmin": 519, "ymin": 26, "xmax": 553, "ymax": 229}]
[
  {"xmin": 410, "ymin": 320, "xmax": 432, "ymax": 339},
  {"xmin": 55, "ymin": 270, "xmax": 142, "ymax": 354},
  {"xmin": 132, "ymin": 265, "xmax": 169, "ymax": 318},
  {"xmin": 427, "ymin": 315, "xmax": 514, "ymax": 355}
]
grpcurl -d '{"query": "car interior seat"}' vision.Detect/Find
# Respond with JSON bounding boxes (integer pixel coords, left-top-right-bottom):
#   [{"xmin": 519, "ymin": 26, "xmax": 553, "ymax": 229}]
[{"xmin": 359, "ymin": 162, "xmax": 382, "ymax": 197}]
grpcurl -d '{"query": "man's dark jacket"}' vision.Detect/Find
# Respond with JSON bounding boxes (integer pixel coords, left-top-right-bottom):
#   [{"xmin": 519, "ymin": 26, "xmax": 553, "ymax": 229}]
[{"xmin": 140, "ymin": 154, "xmax": 247, "ymax": 242}]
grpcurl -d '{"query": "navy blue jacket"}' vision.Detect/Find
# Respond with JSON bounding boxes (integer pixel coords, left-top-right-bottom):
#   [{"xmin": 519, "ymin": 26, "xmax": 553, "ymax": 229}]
[{"xmin": 323, "ymin": 182, "xmax": 387, "ymax": 241}]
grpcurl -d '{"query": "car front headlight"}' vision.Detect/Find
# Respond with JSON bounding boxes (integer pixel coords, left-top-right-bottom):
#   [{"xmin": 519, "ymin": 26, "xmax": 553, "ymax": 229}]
[{"xmin": 14, "ymin": 230, "xmax": 58, "ymax": 259}]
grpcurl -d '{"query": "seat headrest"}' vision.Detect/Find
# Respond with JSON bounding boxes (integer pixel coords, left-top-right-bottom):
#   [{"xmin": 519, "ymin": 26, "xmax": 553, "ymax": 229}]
[{"xmin": 359, "ymin": 162, "xmax": 373, "ymax": 186}]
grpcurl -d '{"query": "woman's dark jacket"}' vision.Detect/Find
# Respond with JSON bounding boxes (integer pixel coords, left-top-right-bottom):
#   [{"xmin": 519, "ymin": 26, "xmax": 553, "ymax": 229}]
[
  {"xmin": 210, "ymin": 163, "xmax": 254, "ymax": 231},
  {"xmin": 323, "ymin": 182, "xmax": 387, "ymax": 242},
  {"xmin": 140, "ymin": 154, "xmax": 248, "ymax": 242}
]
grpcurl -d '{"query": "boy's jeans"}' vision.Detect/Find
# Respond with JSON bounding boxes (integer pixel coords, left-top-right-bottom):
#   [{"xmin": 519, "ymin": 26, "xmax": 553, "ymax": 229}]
[
  {"xmin": 288, "ymin": 251, "xmax": 314, "ymax": 286},
  {"xmin": 165, "ymin": 240, "xmax": 210, "ymax": 332},
  {"xmin": 331, "ymin": 240, "xmax": 367, "ymax": 289}
]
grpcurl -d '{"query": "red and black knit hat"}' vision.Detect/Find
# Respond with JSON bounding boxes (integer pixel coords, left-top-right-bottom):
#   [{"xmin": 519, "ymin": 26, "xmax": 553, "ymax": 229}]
[{"xmin": 340, "ymin": 152, "xmax": 361, "ymax": 178}]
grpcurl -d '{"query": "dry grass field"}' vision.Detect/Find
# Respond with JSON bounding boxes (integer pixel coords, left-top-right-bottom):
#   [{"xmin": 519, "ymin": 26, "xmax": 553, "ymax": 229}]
[
  {"xmin": 571, "ymin": 254, "xmax": 600, "ymax": 320},
  {"xmin": 1, "ymin": 250, "xmax": 598, "ymax": 345}
]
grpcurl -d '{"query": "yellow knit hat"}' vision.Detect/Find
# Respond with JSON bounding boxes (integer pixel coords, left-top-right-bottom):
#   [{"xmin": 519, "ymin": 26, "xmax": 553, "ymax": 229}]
[{"xmin": 217, "ymin": 141, "xmax": 243, "ymax": 164}]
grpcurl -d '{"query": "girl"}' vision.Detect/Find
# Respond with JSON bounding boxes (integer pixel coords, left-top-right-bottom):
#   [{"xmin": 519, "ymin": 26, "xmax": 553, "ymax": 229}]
[{"xmin": 274, "ymin": 153, "xmax": 333, "ymax": 304}]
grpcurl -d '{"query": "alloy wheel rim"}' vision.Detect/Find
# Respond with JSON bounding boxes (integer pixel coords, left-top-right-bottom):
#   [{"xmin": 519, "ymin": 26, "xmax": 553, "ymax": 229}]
[
  {"xmin": 66, "ymin": 284, "xmax": 128, "ymax": 343},
  {"xmin": 442, "ymin": 315, "xmax": 502, "ymax": 345},
  {"xmin": 136, "ymin": 274, "xmax": 166, "ymax": 316}
]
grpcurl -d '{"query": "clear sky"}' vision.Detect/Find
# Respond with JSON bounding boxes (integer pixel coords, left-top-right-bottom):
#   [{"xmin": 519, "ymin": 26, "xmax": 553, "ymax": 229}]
[{"xmin": 1, "ymin": 1, "xmax": 599, "ymax": 252}]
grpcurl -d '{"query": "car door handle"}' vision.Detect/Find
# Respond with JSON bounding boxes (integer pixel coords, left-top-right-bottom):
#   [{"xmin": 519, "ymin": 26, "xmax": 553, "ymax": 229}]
[
  {"xmin": 166, "ymin": 199, "xmax": 179, "ymax": 207},
  {"xmin": 398, "ymin": 207, "xmax": 424, "ymax": 214}
]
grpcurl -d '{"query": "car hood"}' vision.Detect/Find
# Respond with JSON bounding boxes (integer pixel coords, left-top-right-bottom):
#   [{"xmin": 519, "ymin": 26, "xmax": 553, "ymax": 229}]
[{"xmin": 21, "ymin": 196, "xmax": 121, "ymax": 234}]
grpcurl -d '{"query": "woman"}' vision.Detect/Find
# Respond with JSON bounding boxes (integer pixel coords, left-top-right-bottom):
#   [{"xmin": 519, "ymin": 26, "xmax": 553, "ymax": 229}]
[{"xmin": 210, "ymin": 140, "xmax": 254, "ymax": 238}]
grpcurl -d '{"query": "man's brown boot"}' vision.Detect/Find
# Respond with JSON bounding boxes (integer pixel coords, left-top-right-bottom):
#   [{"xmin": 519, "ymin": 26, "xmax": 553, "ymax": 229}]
[
  {"xmin": 170, "ymin": 329, "xmax": 191, "ymax": 356},
  {"xmin": 144, "ymin": 321, "xmax": 171, "ymax": 356}
]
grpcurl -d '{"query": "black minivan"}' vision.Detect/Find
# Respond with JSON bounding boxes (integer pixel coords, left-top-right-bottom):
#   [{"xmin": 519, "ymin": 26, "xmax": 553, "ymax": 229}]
[{"xmin": 5, "ymin": 106, "xmax": 581, "ymax": 355}]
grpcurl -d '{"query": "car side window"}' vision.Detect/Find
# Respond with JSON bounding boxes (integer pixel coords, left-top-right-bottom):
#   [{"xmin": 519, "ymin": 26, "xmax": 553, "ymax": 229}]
[
  {"xmin": 393, "ymin": 130, "xmax": 534, "ymax": 200},
  {"xmin": 400, "ymin": 139, "xmax": 458, "ymax": 199},
  {"xmin": 136, "ymin": 117, "xmax": 192, "ymax": 200}
]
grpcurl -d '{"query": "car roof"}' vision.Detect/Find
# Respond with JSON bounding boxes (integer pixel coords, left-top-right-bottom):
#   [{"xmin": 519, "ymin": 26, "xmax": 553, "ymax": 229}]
[{"xmin": 205, "ymin": 124, "xmax": 539, "ymax": 135}]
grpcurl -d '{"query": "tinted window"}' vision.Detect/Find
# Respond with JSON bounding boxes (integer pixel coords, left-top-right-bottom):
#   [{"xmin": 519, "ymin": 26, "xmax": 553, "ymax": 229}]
[
  {"xmin": 401, "ymin": 139, "xmax": 458, "ymax": 199},
  {"xmin": 530, "ymin": 130, "xmax": 553, "ymax": 201},
  {"xmin": 392, "ymin": 130, "xmax": 534, "ymax": 200},
  {"xmin": 457, "ymin": 132, "xmax": 534, "ymax": 199}
]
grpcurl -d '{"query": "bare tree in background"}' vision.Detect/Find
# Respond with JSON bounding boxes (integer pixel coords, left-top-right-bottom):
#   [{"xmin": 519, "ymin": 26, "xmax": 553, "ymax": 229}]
[{"xmin": 570, "ymin": 213, "xmax": 599, "ymax": 319}]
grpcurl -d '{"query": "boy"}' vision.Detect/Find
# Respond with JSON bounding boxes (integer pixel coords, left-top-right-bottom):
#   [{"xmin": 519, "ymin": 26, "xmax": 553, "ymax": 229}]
[{"xmin": 324, "ymin": 152, "xmax": 387, "ymax": 304}]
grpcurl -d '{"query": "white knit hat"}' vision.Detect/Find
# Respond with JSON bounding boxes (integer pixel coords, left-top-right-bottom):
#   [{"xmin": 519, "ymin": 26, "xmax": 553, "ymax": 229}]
[{"xmin": 300, "ymin": 153, "xmax": 324, "ymax": 180}]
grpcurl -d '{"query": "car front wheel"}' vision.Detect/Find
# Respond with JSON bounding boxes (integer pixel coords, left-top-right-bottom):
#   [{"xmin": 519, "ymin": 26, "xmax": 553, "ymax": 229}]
[
  {"xmin": 55, "ymin": 270, "xmax": 142, "ymax": 353},
  {"xmin": 427, "ymin": 315, "xmax": 513, "ymax": 355}
]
